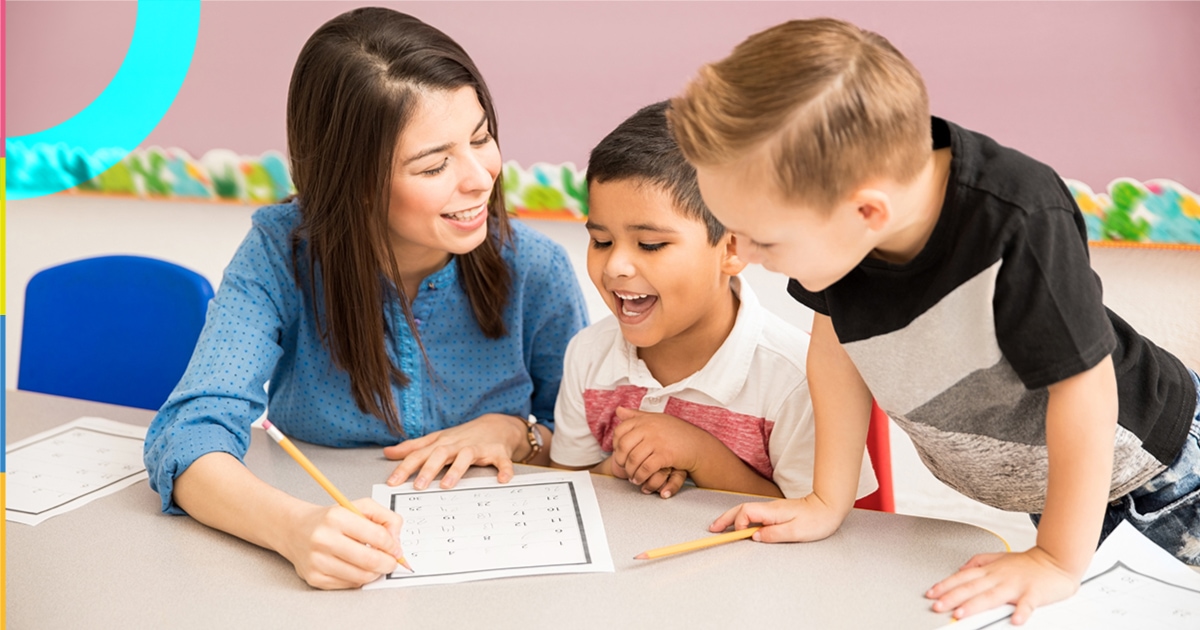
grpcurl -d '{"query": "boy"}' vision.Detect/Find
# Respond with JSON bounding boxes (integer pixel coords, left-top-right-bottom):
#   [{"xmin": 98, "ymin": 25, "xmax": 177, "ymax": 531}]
[
  {"xmin": 668, "ymin": 18, "xmax": 1200, "ymax": 625},
  {"xmin": 550, "ymin": 101, "xmax": 877, "ymax": 501}
]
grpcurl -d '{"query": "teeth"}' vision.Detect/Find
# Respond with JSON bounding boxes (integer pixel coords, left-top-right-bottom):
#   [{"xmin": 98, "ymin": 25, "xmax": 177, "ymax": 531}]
[
  {"xmin": 622, "ymin": 307, "xmax": 640, "ymax": 317},
  {"xmin": 614, "ymin": 291, "xmax": 649, "ymax": 300},
  {"xmin": 444, "ymin": 204, "xmax": 484, "ymax": 222}
]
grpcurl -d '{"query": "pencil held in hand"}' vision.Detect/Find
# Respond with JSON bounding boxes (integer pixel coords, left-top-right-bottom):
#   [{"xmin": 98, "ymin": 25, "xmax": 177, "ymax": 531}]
[
  {"xmin": 260, "ymin": 419, "xmax": 413, "ymax": 572},
  {"xmin": 635, "ymin": 526, "xmax": 762, "ymax": 560}
]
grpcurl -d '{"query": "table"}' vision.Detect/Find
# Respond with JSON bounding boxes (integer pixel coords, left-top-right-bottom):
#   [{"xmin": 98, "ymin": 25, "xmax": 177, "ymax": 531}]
[{"xmin": 5, "ymin": 390, "xmax": 1006, "ymax": 628}]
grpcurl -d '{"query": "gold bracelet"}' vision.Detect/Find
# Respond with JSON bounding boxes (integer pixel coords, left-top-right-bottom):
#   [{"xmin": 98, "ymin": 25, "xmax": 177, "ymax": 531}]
[{"xmin": 518, "ymin": 418, "xmax": 543, "ymax": 464}]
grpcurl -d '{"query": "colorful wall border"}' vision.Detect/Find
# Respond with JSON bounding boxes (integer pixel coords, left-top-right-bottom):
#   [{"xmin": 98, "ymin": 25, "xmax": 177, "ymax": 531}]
[
  {"xmin": 1066, "ymin": 179, "xmax": 1200, "ymax": 250},
  {"xmin": 7, "ymin": 142, "xmax": 1200, "ymax": 250}
]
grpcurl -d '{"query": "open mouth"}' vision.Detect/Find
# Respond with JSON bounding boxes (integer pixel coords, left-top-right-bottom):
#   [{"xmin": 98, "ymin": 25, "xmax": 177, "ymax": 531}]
[
  {"xmin": 613, "ymin": 290, "xmax": 659, "ymax": 322},
  {"xmin": 442, "ymin": 203, "xmax": 487, "ymax": 225}
]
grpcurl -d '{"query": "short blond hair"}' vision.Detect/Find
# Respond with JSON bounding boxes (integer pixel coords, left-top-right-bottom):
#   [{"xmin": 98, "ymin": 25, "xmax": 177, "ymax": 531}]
[{"xmin": 669, "ymin": 18, "xmax": 931, "ymax": 210}]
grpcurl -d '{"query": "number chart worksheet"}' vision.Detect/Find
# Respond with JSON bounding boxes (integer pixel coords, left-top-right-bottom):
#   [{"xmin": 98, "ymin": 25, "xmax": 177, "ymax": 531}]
[
  {"xmin": 6, "ymin": 416, "xmax": 149, "ymax": 526},
  {"xmin": 365, "ymin": 470, "xmax": 614, "ymax": 588}
]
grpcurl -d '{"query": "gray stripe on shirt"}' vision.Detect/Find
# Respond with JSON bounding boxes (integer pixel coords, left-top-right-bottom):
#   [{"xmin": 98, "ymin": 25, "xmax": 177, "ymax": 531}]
[{"xmin": 843, "ymin": 261, "xmax": 1003, "ymax": 415}]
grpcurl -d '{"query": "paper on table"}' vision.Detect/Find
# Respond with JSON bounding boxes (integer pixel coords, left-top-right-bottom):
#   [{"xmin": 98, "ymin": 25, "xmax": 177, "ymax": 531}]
[
  {"xmin": 6, "ymin": 416, "xmax": 149, "ymax": 525},
  {"xmin": 942, "ymin": 520, "xmax": 1200, "ymax": 629},
  {"xmin": 364, "ymin": 470, "xmax": 614, "ymax": 589}
]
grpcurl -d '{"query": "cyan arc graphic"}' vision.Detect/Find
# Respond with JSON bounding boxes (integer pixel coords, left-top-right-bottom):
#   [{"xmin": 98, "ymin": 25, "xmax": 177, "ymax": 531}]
[{"xmin": 5, "ymin": 0, "xmax": 201, "ymax": 200}]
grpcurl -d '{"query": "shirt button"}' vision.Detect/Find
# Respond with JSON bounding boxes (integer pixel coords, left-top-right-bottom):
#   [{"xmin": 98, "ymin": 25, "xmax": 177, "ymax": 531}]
[{"xmin": 427, "ymin": 281, "xmax": 435, "ymax": 290}]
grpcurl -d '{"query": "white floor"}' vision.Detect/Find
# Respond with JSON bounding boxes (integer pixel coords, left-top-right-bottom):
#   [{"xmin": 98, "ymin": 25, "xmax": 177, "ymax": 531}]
[{"xmin": 28, "ymin": 192, "xmax": 1183, "ymax": 554}]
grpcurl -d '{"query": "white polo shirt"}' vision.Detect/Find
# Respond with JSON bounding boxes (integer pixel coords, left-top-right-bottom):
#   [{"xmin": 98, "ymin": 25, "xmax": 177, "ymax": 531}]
[{"xmin": 552, "ymin": 277, "xmax": 877, "ymax": 499}]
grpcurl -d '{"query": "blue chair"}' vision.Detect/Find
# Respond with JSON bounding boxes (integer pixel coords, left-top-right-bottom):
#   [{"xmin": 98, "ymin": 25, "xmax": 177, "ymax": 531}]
[{"xmin": 18, "ymin": 255, "xmax": 214, "ymax": 410}]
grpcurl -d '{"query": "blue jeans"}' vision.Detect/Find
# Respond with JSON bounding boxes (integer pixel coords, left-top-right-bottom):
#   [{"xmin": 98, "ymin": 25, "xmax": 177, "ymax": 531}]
[{"xmin": 1030, "ymin": 368, "xmax": 1200, "ymax": 566}]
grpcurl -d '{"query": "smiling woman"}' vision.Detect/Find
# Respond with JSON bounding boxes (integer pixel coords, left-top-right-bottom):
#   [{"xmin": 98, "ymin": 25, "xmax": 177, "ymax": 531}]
[
  {"xmin": 386, "ymin": 87, "xmax": 502, "ymax": 293},
  {"xmin": 140, "ymin": 7, "xmax": 589, "ymax": 590}
]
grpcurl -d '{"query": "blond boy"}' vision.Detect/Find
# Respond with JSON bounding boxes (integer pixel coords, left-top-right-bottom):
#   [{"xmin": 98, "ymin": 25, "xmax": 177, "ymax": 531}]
[{"xmin": 670, "ymin": 18, "xmax": 1200, "ymax": 625}]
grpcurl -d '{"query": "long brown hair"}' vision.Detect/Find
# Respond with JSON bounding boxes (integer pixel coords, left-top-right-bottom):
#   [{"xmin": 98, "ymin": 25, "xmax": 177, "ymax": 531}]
[{"xmin": 286, "ymin": 8, "xmax": 512, "ymax": 434}]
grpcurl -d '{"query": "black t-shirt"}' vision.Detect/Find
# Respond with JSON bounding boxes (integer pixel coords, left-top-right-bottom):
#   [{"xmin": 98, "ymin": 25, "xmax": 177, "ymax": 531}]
[{"xmin": 789, "ymin": 117, "xmax": 1195, "ymax": 512}]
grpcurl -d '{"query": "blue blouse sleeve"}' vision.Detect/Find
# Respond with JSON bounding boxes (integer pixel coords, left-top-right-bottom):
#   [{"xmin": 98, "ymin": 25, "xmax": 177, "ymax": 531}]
[
  {"xmin": 142, "ymin": 207, "xmax": 295, "ymax": 515},
  {"xmin": 515, "ymin": 225, "xmax": 589, "ymax": 431}
]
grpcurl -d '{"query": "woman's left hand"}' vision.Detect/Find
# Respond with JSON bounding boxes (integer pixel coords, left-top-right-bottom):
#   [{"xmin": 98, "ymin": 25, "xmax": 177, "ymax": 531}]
[{"xmin": 383, "ymin": 413, "xmax": 529, "ymax": 489}]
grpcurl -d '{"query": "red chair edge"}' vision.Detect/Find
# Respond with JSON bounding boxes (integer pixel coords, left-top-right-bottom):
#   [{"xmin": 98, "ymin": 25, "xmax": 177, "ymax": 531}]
[{"xmin": 853, "ymin": 401, "xmax": 895, "ymax": 512}]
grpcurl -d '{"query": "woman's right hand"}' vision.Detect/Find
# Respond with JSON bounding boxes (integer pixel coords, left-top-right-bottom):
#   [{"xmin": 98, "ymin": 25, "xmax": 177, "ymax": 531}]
[{"xmin": 278, "ymin": 498, "xmax": 406, "ymax": 589}]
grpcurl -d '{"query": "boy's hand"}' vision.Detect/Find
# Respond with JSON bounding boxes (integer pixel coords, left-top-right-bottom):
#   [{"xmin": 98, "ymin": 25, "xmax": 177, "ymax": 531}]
[
  {"xmin": 611, "ymin": 407, "xmax": 711, "ymax": 483},
  {"xmin": 637, "ymin": 467, "xmax": 689, "ymax": 498},
  {"xmin": 926, "ymin": 546, "xmax": 1081, "ymax": 625},
  {"xmin": 709, "ymin": 494, "xmax": 845, "ymax": 542},
  {"xmin": 593, "ymin": 455, "xmax": 688, "ymax": 498}
]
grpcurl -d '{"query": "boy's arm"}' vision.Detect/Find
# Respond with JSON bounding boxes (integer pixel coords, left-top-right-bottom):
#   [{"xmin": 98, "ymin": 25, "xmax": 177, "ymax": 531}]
[
  {"xmin": 545, "ymin": 336, "xmax": 610, "ymax": 471},
  {"xmin": 544, "ymin": 337, "xmax": 700, "ymax": 492},
  {"xmin": 710, "ymin": 313, "xmax": 873, "ymax": 540},
  {"xmin": 927, "ymin": 355, "xmax": 1118, "ymax": 625},
  {"xmin": 611, "ymin": 406, "xmax": 784, "ymax": 497}
]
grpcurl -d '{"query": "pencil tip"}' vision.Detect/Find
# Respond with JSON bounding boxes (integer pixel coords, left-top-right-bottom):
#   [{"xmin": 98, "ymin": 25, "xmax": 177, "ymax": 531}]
[
  {"xmin": 634, "ymin": 553, "xmax": 648, "ymax": 560},
  {"xmin": 398, "ymin": 557, "xmax": 415, "ymax": 572}
]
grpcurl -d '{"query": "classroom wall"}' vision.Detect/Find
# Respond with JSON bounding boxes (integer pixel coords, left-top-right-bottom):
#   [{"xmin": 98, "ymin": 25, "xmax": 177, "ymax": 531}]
[
  {"xmin": 8, "ymin": 0, "xmax": 1198, "ymax": 374},
  {"xmin": 8, "ymin": 0, "xmax": 1200, "ymax": 190},
  {"xmin": 7, "ymin": 0, "xmax": 1198, "ymax": 551}
]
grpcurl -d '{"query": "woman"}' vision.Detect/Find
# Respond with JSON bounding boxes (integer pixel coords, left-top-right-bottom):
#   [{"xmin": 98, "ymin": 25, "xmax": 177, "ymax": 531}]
[{"xmin": 143, "ymin": 7, "xmax": 588, "ymax": 589}]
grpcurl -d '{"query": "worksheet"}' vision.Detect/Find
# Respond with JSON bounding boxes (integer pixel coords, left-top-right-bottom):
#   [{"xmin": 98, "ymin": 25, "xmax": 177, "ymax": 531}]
[
  {"xmin": 5, "ymin": 417, "xmax": 149, "ymax": 525},
  {"xmin": 943, "ymin": 521, "xmax": 1200, "ymax": 629},
  {"xmin": 365, "ymin": 470, "xmax": 614, "ymax": 588}
]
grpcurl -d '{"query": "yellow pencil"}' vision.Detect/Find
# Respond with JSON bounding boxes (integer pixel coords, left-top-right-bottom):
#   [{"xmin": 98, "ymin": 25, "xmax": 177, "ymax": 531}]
[
  {"xmin": 634, "ymin": 526, "xmax": 762, "ymax": 560},
  {"xmin": 261, "ymin": 419, "xmax": 413, "ymax": 572}
]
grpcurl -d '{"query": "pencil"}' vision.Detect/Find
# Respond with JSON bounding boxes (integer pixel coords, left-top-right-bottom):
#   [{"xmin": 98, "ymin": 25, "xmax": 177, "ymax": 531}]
[
  {"xmin": 634, "ymin": 526, "xmax": 762, "ymax": 560},
  {"xmin": 260, "ymin": 419, "xmax": 413, "ymax": 572}
]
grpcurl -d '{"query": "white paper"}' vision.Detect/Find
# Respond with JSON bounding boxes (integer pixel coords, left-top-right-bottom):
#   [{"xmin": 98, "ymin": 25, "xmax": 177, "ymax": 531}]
[
  {"xmin": 5, "ymin": 416, "xmax": 149, "ymax": 525},
  {"xmin": 943, "ymin": 520, "xmax": 1200, "ymax": 629},
  {"xmin": 364, "ymin": 470, "xmax": 614, "ymax": 589}
]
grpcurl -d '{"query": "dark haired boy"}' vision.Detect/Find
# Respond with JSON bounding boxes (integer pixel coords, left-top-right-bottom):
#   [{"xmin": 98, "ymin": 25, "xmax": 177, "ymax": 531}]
[{"xmin": 550, "ymin": 101, "xmax": 876, "ymax": 500}]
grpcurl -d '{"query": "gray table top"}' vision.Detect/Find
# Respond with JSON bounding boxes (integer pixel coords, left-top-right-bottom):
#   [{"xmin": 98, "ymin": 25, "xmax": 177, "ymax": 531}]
[{"xmin": 5, "ymin": 390, "xmax": 1005, "ymax": 629}]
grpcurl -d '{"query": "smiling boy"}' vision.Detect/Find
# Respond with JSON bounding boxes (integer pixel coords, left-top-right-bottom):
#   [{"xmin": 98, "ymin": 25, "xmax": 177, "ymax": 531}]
[
  {"xmin": 669, "ymin": 18, "xmax": 1200, "ymax": 624},
  {"xmin": 550, "ymin": 101, "xmax": 876, "ymax": 500}
]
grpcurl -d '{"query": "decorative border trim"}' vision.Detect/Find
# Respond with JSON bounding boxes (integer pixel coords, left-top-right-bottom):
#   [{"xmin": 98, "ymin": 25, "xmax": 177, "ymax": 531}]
[
  {"xmin": 503, "ymin": 161, "xmax": 587, "ymax": 220},
  {"xmin": 9, "ymin": 143, "xmax": 1199, "ymax": 249},
  {"xmin": 1065, "ymin": 178, "xmax": 1200, "ymax": 249},
  {"xmin": 75, "ymin": 145, "xmax": 294, "ymax": 204}
]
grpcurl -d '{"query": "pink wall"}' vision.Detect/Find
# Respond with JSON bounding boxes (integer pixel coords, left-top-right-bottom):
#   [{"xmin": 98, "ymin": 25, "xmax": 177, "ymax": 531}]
[{"xmin": 8, "ymin": 1, "xmax": 1200, "ymax": 189}]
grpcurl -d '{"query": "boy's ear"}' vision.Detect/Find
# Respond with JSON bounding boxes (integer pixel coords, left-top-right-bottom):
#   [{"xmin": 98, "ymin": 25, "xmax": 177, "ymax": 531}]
[
  {"xmin": 721, "ymin": 234, "xmax": 749, "ymax": 276},
  {"xmin": 849, "ymin": 188, "xmax": 892, "ymax": 232}
]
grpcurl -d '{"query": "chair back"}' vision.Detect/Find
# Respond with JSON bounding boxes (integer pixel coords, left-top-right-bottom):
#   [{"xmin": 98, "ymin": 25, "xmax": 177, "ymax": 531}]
[
  {"xmin": 853, "ymin": 401, "xmax": 896, "ymax": 512},
  {"xmin": 18, "ymin": 255, "xmax": 214, "ymax": 410}
]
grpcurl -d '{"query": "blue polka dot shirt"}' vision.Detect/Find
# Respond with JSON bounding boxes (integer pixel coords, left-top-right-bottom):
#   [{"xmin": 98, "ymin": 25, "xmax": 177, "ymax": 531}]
[{"xmin": 143, "ymin": 202, "xmax": 589, "ymax": 514}]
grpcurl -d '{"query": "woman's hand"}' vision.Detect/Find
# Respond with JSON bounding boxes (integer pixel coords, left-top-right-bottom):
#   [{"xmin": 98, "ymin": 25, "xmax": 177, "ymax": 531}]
[
  {"xmin": 277, "ymin": 498, "xmax": 405, "ymax": 590},
  {"xmin": 383, "ymin": 413, "xmax": 533, "ymax": 489},
  {"xmin": 174, "ymin": 453, "xmax": 404, "ymax": 590}
]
